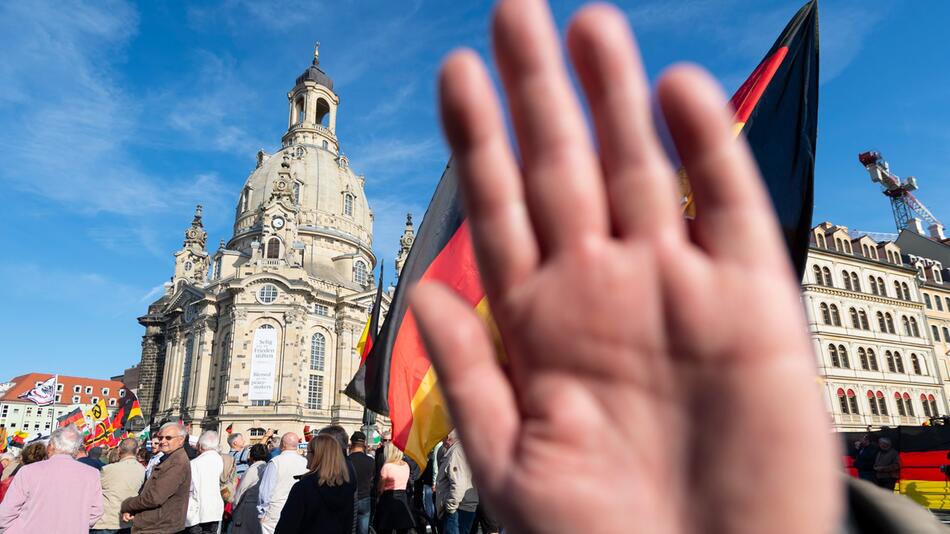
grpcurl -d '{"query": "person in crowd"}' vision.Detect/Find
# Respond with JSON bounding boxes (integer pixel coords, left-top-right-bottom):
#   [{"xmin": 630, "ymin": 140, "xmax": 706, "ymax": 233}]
[
  {"xmin": 267, "ymin": 435, "xmax": 282, "ymax": 460},
  {"xmin": 228, "ymin": 432, "xmax": 251, "ymax": 478},
  {"xmin": 0, "ymin": 441, "xmax": 47, "ymax": 503},
  {"xmin": 136, "ymin": 446, "xmax": 153, "ymax": 469},
  {"xmin": 374, "ymin": 443, "xmax": 416, "ymax": 534},
  {"xmin": 92, "ymin": 437, "xmax": 145, "ymax": 534},
  {"xmin": 258, "ymin": 432, "xmax": 307, "ymax": 534},
  {"xmin": 79, "ymin": 446, "xmax": 106, "ymax": 470},
  {"xmin": 0, "ymin": 452, "xmax": 15, "ymax": 483},
  {"xmin": 0, "ymin": 453, "xmax": 12, "ymax": 473},
  {"xmin": 416, "ymin": 449, "xmax": 438, "ymax": 534},
  {"xmin": 273, "ymin": 434, "xmax": 355, "ymax": 534},
  {"xmin": 231, "ymin": 444, "xmax": 270, "ymax": 534},
  {"xmin": 107, "ymin": 445, "xmax": 122, "ymax": 465},
  {"xmin": 371, "ymin": 430, "xmax": 393, "ymax": 522},
  {"xmin": 471, "ymin": 498, "xmax": 501, "ymax": 534},
  {"xmin": 874, "ymin": 437, "xmax": 901, "ymax": 490},
  {"xmin": 144, "ymin": 439, "xmax": 164, "ymax": 479},
  {"xmin": 184, "ymin": 430, "xmax": 225, "ymax": 534},
  {"xmin": 318, "ymin": 425, "xmax": 350, "ymax": 456},
  {"xmin": 220, "ymin": 440, "xmax": 238, "ymax": 532},
  {"xmin": 0, "ymin": 425, "xmax": 102, "ymax": 533},
  {"xmin": 348, "ymin": 431, "xmax": 375, "ymax": 534},
  {"xmin": 120, "ymin": 421, "xmax": 192, "ymax": 533},
  {"xmin": 435, "ymin": 432, "xmax": 477, "ymax": 534},
  {"xmin": 852, "ymin": 435, "xmax": 880, "ymax": 483}
]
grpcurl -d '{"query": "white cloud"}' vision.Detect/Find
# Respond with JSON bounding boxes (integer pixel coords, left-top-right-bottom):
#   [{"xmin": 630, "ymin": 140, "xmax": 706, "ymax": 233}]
[{"xmin": 348, "ymin": 137, "xmax": 444, "ymax": 181}]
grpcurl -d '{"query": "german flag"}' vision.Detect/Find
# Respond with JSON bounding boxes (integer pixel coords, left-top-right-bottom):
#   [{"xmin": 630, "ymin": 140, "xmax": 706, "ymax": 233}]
[
  {"xmin": 57, "ymin": 407, "xmax": 85, "ymax": 429},
  {"xmin": 344, "ymin": 262, "xmax": 386, "ymax": 405},
  {"xmin": 368, "ymin": 1, "xmax": 819, "ymax": 467},
  {"xmin": 110, "ymin": 392, "xmax": 143, "ymax": 431},
  {"xmin": 680, "ymin": 0, "xmax": 818, "ymax": 276}
]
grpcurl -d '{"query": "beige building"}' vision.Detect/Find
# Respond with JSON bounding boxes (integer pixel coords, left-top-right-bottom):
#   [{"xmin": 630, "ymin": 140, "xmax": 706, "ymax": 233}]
[
  {"xmin": 135, "ymin": 47, "xmax": 406, "ymax": 441},
  {"xmin": 804, "ymin": 222, "xmax": 946, "ymax": 432}
]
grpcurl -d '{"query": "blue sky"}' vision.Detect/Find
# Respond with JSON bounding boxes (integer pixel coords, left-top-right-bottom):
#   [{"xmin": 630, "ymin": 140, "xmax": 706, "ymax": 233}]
[{"xmin": 0, "ymin": 0, "xmax": 947, "ymax": 380}]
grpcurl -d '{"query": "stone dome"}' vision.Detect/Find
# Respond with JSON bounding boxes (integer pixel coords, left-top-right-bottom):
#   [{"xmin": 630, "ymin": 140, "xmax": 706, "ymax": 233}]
[
  {"xmin": 229, "ymin": 143, "xmax": 373, "ymax": 284},
  {"xmin": 295, "ymin": 60, "xmax": 333, "ymax": 90}
]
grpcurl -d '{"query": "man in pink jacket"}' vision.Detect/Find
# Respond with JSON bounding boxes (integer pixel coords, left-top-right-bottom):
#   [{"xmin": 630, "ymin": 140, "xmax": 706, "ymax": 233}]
[{"xmin": 0, "ymin": 425, "xmax": 103, "ymax": 533}]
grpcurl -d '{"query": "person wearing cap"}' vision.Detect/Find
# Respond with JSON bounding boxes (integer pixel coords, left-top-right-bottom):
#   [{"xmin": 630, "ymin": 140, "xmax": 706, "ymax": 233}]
[{"xmin": 349, "ymin": 431, "xmax": 375, "ymax": 534}]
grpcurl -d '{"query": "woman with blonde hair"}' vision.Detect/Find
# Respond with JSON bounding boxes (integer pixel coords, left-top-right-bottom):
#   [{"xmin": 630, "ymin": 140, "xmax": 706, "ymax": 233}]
[
  {"xmin": 274, "ymin": 434, "xmax": 355, "ymax": 534},
  {"xmin": 374, "ymin": 443, "xmax": 415, "ymax": 534}
]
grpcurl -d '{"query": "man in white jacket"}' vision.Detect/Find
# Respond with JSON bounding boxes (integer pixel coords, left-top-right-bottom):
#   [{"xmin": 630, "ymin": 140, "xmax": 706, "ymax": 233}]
[
  {"xmin": 257, "ymin": 432, "xmax": 307, "ymax": 534},
  {"xmin": 185, "ymin": 430, "xmax": 225, "ymax": 534}
]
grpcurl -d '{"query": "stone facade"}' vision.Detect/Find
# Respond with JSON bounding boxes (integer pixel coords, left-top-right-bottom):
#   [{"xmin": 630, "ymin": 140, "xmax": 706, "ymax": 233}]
[
  {"xmin": 804, "ymin": 222, "xmax": 948, "ymax": 432},
  {"xmin": 135, "ymin": 48, "xmax": 397, "ymax": 440}
]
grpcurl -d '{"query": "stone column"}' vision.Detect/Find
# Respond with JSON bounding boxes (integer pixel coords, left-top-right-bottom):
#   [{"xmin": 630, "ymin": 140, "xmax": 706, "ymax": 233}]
[{"xmin": 136, "ymin": 326, "xmax": 165, "ymax": 425}]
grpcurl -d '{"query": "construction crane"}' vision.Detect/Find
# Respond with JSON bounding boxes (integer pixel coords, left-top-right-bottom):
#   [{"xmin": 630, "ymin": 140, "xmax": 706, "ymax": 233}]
[{"xmin": 858, "ymin": 151, "xmax": 942, "ymax": 233}]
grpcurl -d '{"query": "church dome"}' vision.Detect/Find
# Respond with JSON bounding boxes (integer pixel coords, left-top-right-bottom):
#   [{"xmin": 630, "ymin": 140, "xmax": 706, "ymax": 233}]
[{"xmin": 295, "ymin": 60, "xmax": 333, "ymax": 90}]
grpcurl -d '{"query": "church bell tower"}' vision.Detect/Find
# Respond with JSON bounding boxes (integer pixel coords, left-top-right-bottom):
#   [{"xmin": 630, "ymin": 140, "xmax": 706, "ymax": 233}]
[{"xmin": 281, "ymin": 42, "xmax": 339, "ymax": 153}]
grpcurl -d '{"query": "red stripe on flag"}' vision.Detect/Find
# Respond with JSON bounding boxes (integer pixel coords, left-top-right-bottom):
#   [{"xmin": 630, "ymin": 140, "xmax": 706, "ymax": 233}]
[{"xmin": 730, "ymin": 46, "xmax": 788, "ymax": 125}]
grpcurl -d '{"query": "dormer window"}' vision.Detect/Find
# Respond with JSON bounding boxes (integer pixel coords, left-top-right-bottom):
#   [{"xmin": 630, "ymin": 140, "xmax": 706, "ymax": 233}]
[
  {"xmin": 344, "ymin": 193, "xmax": 354, "ymax": 217},
  {"xmin": 241, "ymin": 188, "xmax": 251, "ymax": 213},
  {"xmin": 816, "ymin": 233, "xmax": 826, "ymax": 248}
]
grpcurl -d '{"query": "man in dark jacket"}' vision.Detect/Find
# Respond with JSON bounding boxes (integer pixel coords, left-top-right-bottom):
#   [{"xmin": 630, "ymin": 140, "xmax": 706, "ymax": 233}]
[
  {"xmin": 873, "ymin": 437, "xmax": 900, "ymax": 490},
  {"xmin": 852, "ymin": 435, "xmax": 879, "ymax": 483},
  {"xmin": 120, "ymin": 421, "xmax": 192, "ymax": 534}
]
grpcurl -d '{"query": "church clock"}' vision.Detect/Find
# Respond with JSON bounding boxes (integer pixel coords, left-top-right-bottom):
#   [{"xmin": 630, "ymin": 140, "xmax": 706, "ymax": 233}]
[{"xmin": 272, "ymin": 216, "xmax": 285, "ymax": 229}]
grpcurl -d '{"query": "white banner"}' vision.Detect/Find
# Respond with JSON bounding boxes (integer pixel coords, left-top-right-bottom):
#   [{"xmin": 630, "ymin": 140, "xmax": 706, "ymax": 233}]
[{"xmin": 249, "ymin": 327, "xmax": 278, "ymax": 401}]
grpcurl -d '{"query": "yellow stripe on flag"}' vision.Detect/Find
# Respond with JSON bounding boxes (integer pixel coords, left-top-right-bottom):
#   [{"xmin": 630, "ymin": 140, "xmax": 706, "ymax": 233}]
[{"xmin": 356, "ymin": 318, "xmax": 371, "ymax": 357}]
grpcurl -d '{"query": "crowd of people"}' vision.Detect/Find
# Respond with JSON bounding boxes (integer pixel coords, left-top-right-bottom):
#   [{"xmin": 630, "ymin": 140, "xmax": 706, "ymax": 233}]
[{"xmin": 0, "ymin": 422, "xmax": 498, "ymax": 534}]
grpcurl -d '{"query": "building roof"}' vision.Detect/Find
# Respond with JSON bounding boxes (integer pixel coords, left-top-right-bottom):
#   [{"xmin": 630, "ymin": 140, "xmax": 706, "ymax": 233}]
[
  {"xmin": 295, "ymin": 59, "xmax": 333, "ymax": 89},
  {"xmin": 896, "ymin": 229, "xmax": 950, "ymax": 266},
  {"xmin": 0, "ymin": 373, "xmax": 127, "ymax": 405}
]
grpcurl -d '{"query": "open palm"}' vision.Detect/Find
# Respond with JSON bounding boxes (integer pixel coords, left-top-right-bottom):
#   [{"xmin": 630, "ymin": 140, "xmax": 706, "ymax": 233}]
[{"xmin": 412, "ymin": 1, "xmax": 841, "ymax": 533}]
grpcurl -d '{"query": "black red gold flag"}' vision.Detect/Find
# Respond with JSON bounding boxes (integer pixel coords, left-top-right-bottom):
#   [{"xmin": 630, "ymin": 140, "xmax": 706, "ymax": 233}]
[
  {"xmin": 110, "ymin": 392, "xmax": 143, "ymax": 431},
  {"xmin": 367, "ymin": 1, "xmax": 819, "ymax": 466},
  {"xmin": 681, "ymin": 0, "xmax": 819, "ymax": 276},
  {"xmin": 344, "ymin": 261, "xmax": 385, "ymax": 405}
]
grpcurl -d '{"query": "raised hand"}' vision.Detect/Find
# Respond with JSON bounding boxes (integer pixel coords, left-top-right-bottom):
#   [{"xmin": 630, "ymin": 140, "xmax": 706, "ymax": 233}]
[{"xmin": 412, "ymin": 0, "xmax": 841, "ymax": 533}]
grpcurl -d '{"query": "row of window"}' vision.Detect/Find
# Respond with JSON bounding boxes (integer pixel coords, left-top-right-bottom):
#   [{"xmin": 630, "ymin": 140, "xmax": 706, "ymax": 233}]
[
  {"xmin": 811, "ymin": 266, "xmax": 911, "ymax": 300},
  {"xmin": 814, "ymin": 233, "xmax": 902, "ymax": 265},
  {"xmin": 836, "ymin": 389, "xmax": 940, "ymax": 418},
  {"xmin": 818, "ymin": 303, "xmax": 920, "ymax": 337},
  {"xmin": 923, "ymin": 293, "xmax": 950, "ymax": 312},
  {"xmin": 826, "ymin": 344, "xmax": 928, "ymax": 375},
  {"xmin": 240, "ymin": 186, "xmax": 356, "ymax": 218}
]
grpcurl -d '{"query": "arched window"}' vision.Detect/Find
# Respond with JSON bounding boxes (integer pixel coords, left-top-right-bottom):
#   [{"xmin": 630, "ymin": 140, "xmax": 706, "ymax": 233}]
[
  {"xmin": 894, "ymin": 352, "xmax": 905, "ymax": 373},
  {"xmin": 354, "ymin": 260, "xmax": 368, "ymax": 286},
  {"xmin": 895, "ymin": 393, "xmax": 906, "ymax": 416},
  {"xmin": 869, "ymin": 276, "xmax": 878, "ymax": 295},
  {"xmin": 849, "ymin": 308, "xmax": 860, "ymax": 329},
  {"xmin": 180, "ymin": 336, "xmax": 195, "ymax": 407},
  {"xmin": 877, "ymin": 311, "xmax": 887, "ymax": 331},
  {"xmin": 837, "ymin": 388, "xmax": 849, "ymax": 413},
  {"xmin": 822, "ymin": 267, "xmax": 833, "ymax": 287},
  {"xmin": 885, "ymin": 313, "xmax": 895, "ymax": 334},
  {"xmin": 929, "ymin": 395, "xmax": 939, "ymax": 417},
  {"xmin": 812, "ymin": 265, "xmax": 823, "ymax": 285},
  {"xmin": 851, "ymin": 272, "xmax": 860, "ymax": 291},
  {"xmin": 817, "ymin": 233, "xmax": 826, "ymax": 248},
  {"xmin": 842, "ymin": 271, "xmax": 852, "ymax": 291},
  {"xmin": 945, "ymin": 297, "xmax": 950, "ymax": 311},
  {"xmin": 858, "ymin": 348, "xmax": 869, "ymax": 370},
  {"xmin": 863, "ymin": 244, "xmax": 870, "ymax": 257},
  {"xmin": 904, "ymin": 393, "xmax": 915, "ymax": 416},
  {"xmin": 344, "ymin": 193, "xmax": 354, "ymax": 217},
  {"xmin": 934, "ymin": 267, "xmax": 943, "ymax": 283},
  {"xmin": 877, "ymin": 277, "xmax": 886, "ymax": 295},
  {"xmin": 910, "ymin": 317, "xmax": 920, "ymax": 337},
  {"xmin": 932, "ymin": 325, "xmax": 940, "ymax": 342},
  {"xmin": 902, "ymin": 316, "xmax": 911, "ymax": 336},
  {"xmin": 937, "ymin": 296, "xmax": 944, "ymax": 312},
  {"xmin": 893, "ymin": 281, "xmax": 902, "ymax": 299},
  {"xmin": 845, "ymin": 241, "xmax": 853, "ymax": 254},
  {"xmin": 838, "ymin": 345, "xmax": 850, "ymax": 368},
  {"xmin": 847, "ymin": 389, "xmax": 859, "ymax": 414},
  {"xmin": 266, "ymin": 237, "xmax": 280, "ymax": 259},
  {"xmin": 315, "ymin": 98, "xmax": 331, "ymax": 126},
  {"xmin": 902, "ymin": 282, "xmax": 911, "ymax": 300},
  {"xmin": 859, "ymin": 311, "xmax": 870, "ymax": 330},
  {"xmin": 295, "ymin": 97, "xmax": 306, "ymax": 125},
  {"xmin": 241, "ymin": 187, "xmax": 251, "ymax": 212},
  {"xmin": 310, "ymin": 333, "xmax": 326, "ymax": 371},
  {"xmin": 885, "ymin": 351, "xmax": 896, "ymax": 373},
  {"xmin": 829, "ymin": 344, "xmax": 840, "ymax": 367},
  {"xmin": 923, "ymin": 394, "xmax": 933, "ymax": 417},
  {"xmin": 867, "ymin": 349, "xmax": 879, "ymax": 371},
  {"xmin": 867, "ymin": 391, "xmax": 880, "ymax": 416},
  {"xmin": 944, "ymin": 327, "xmax": 950, "ymax": 342},
  {"xmin": 877, "ymin": 391, "xmax": 889, "ymax": 415},
  {"xmin": 293, "ymin": 181, "xmax": 301, "ymax": 204},
  {"xmin": 925, "ymin": 294, "xmax": 932, "ymax": 309},
  {"xmin": 911, "ymin": 353, "xmax": 922, "ymax": 375},
  {"xmin": 830, "ymin": 305, "xmax": 842, "ymax": 326}
]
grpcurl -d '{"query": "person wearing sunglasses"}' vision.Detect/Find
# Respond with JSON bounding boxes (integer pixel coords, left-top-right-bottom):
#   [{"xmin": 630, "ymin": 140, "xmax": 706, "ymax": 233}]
[{"xmin": 120, "ymin": 421, "xmax": 192, "ymax": 533}]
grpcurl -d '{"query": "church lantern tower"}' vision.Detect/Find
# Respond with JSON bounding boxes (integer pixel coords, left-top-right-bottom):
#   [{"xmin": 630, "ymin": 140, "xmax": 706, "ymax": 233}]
[{"xmin": 282, "ymin": 43, "xmax": 339, "ymax": 153}]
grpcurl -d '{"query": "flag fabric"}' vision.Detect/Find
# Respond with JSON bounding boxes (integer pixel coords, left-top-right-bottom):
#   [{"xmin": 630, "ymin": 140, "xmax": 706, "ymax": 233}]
[
  {"xmin": 57, "ymin": 407, "xmax": 85, "ymax": 429},
  {"xmin": 0, "ymin": 427, "xmax": 7, "ymax": 453},
  {"xmin": 225, "ymin": 423, "xmax": 233, "ymax": 435},
  {"xmin": 679, "ymin": 0, "xmax": 819, "ymax": 276},
  {"xmin": 138, "ymin": 425, "xmax": 151, "ymax": 441},
  {"xmin": 110, "ymin": 392, "xmax": 143, "ymax": 431},
  {"xmin": 10, "ymin": 431, "xmax": 29, "ymax": 448},
  {"xmin": 18, "ymin": 375, "xmax": 57, "ymax": 407},
  {"xmin": 344, "ymin": 261, "xmax": 385, "ymax": 405},
  {"xmin": 364, "ymin": 1, "xmax": 819, "ymax": 467},
  {"xmin": 86, "ymin": 398, "xmax": 109, "ymax": 424}
]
